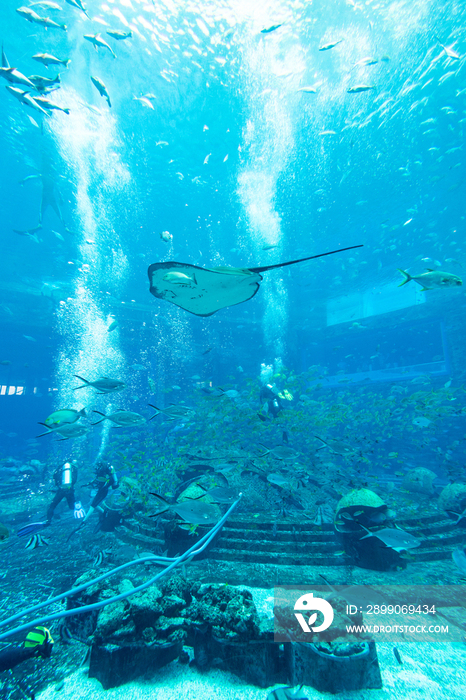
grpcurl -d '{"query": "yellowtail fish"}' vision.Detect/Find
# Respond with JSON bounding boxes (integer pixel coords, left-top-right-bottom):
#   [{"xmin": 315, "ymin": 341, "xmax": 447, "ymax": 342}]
[{"xmin": 398, "ymin": 268, "xmax": 462, "ymax": 290}]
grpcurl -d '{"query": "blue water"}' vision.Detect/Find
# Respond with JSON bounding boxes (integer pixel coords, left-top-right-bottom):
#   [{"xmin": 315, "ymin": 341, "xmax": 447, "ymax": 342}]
[
  {"xmin": 1, "ymin": 0, "xmax": 464, "ymax": 456},
  {"xmin": 1, "ymin": 0, "xmax": 466, "ymax": 696}
]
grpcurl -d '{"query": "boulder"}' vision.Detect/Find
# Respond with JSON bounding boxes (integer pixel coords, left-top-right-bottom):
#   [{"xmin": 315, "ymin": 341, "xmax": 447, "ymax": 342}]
[
  {"xmin": 89, "ymin": 641, "xmax": 182, "ymax": 689},
  {"xmin": 286, "ymin": 640, "xmax": 382, "ymax": 693}
]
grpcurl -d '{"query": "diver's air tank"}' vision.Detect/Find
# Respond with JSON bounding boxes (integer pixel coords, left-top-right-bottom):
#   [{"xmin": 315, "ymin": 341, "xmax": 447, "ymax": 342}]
[{"xmin": 61, "ymin": 462, "xmax": 72, "ymax": 487}]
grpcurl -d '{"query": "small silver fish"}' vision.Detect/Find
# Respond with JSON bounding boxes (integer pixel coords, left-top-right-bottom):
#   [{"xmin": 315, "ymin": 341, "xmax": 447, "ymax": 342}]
[
  {"xmin": 73, "ymin": 375, "xmax": 125, "ymax": 394},
  {"xmin": 347, "ymin": 85, "xmax": 375, "ymax": 93},
  {"xmin": 261, "ymin": 24, "xmax": 282, "ymax": 34},
  {"xmin": 91, "ymin": 76, "xmax": 111, "ymax": 107},
  {"xmin": 319, "ymin": 39, "xmax": 343, "ymax": 51},
  {"xmin": 32, "ymin": 53, "xmax": 70, "ymax": 68},
  {"xmin": 0, "ymin": 66, "xmax": 36, "ymax": 89},
  {"xmin": 65, "ymin": 0, "xmax": 90, "ymax": 17},
  {"xmin": 106, "ymin": 30, "xmax": 132, "ymax": 40},
  {"xmin": 84, "ymin": 34, "xmax": 116, "ymax": 58},
  {"xmin": 91, "ymin": 410, "xmax": 146, "ymax": 427}
]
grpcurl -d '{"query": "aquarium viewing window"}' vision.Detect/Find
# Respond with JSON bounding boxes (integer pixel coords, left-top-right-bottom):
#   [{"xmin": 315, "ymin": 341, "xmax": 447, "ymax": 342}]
[
  {"xmin": 301, "ymin": 318, "xmax": 449, "ymax": 386},
  {"xmin": 0, "ymin": 386, "xmax": 24, "ymax": 396},
  {"xmin": 327, "ymin": 280, "xmax": 425, "ymax": 326},
  {"xmin": 308, "ymin": 359, "xmax": 449, "ymax": 388}
]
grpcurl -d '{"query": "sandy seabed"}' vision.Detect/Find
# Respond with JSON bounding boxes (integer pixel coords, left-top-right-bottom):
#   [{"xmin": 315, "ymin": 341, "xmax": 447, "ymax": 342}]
[{"xmin": 36, "ymin": 641, "xmax": 466, "ymax": 700}]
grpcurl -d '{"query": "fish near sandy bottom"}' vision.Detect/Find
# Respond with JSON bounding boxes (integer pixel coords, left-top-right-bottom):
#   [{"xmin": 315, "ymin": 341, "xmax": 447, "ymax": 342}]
[
  {"xmin": 149, "ymin": 493, "xmax": 219, "ymax": 524},
  {"xmin": 359, "ymin": 526, "xmax": 421, "ymax": 552}
]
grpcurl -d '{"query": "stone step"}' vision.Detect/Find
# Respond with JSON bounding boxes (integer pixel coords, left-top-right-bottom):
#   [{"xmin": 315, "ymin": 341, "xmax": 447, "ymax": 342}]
[
  {"xmin": 199, "ymin": 512, "xmax": 450, "ymax": 531},
  {"xmin": 208, "ymin": 547, "xmax": 350, "ymax": 566},
  {"xmin": 208, "ymin": 544, "xmax": 457, "ymax": 566},
  {"xmin": 117, "ymin": 512, "xmax": 463, "ymax": 566}
]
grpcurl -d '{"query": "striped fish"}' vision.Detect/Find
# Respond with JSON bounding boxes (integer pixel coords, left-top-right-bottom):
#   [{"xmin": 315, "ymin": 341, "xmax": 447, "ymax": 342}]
[
  {"xmin": 93, "ymin": 548, "xmax": 111, "ymax": 567},
  {"xmin": 25, "ymin": 534, "xmax": 48, "ymax": 549}
]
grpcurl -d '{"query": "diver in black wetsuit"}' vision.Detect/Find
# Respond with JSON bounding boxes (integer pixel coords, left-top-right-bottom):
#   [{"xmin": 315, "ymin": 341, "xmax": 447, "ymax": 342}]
[
  {"xmin": 91, "ymin": 461, "xmax": 119, "ymax": 508},
  {"xmin": 81, "ymin": 461, "xmax": 119, "ymax": 523},
  {"xmin": 259, "ymin": 383, "xmax": 284, "ymax": 419},
  {"xmin": 46, "ymin": 461, "xmax": 85, "ymax": 525},
  {"xmin": 0, "ymin": 626, "xmax": 54, "ymax": 673},
  {"xmin": 66, "ymin": 461, "xmax": 119, "ymax": 541}
]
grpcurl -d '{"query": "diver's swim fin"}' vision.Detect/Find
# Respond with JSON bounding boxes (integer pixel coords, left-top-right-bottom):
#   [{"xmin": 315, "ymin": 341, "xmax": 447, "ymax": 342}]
[
  {"xmin": 17, "ymin": 521, "xmax": 48, "ymax": 537},
  {"xmin": 66, "ymin": 521, "xmax": 85, "ymax": 542},
  {"xmin": 66, "ymin": 505, "xmax": 95, "ymax": 542}
]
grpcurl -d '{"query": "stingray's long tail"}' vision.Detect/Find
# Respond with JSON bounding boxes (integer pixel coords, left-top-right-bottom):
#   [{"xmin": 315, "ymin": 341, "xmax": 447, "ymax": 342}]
[{"xmin": 250, "ymin": 244, "xmax": 363, "ymax": 273}]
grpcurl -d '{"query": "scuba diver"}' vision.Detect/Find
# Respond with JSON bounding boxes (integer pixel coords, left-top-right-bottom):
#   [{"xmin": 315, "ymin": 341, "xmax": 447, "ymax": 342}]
[
  {"xmin": 258, "ymin": 382, "xmax": 294, "ymax": 421},
  {"xmin": 46, "ymin": 460, "xmax": 85, "ymax": 525},
  {"xmin": 259, "ymin": 383, "xmax": 283, "ymax": 419},
  {"xmin": 88, "ymin": 461, "xmax": 119, "ymax": 515},
  {"xmin": 67, "ymin": 461, "xmax": 119, "ymax": 540},
  {"xmin": 0, "ymin": 626, "xmax": 54, "ymax": 673},
  {"xmin": 16, "ymin": 461, "xmax": 85, "ymax": 538}
]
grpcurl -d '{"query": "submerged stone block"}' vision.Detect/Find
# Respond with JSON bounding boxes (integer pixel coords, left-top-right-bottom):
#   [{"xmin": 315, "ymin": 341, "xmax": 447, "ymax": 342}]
[
  {"xmin": 193, "ymin": 634, "xmax": 283, "ymax": 688},
  {"xmin": 88, "ymin": 641, "xmax": 182, "ymax": 689},
  {"xmin": 285, "ymin": 640, "xmax": 382, "ymax": 694}
]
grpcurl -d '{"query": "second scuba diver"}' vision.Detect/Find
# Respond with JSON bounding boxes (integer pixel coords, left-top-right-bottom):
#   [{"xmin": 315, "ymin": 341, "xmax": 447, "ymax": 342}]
[
  {"xmin": 0, "ymin": 626, "xmax": 53, "ymax": 673},
  {"xmin": 68, "ymin": 461, "xmax": 119, "ymax": 538}
]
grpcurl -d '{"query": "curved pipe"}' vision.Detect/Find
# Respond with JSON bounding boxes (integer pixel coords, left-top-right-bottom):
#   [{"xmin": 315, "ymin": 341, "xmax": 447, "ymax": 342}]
[{"xmin": 0, "ymin": 496, "xmax": 241, "ymax": 642}]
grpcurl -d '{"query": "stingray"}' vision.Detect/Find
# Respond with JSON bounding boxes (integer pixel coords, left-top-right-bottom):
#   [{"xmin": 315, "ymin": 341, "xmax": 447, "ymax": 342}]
[
  {"xmin": 149, "ymin": 492, "xmax": 218, "ymax": 524},
  {"xmin": 148, "ymin": 245, "xmax": 363, "ymax": 317}
]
